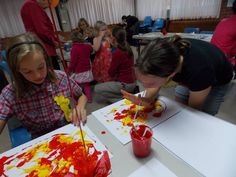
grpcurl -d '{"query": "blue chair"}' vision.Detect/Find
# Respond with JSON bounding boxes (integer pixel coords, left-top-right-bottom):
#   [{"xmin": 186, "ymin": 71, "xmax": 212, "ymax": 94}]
[
  {"xmin": 7, "ymin": 117, "xmax": 32, "ymax": 148},
  {"xmin": 139, "ymin": 16, "xmax": 152, "ymax": 33},
  {"xmin": 139, "ymin": 16, "xmax": 152, "ymax": 28},
  {"xmin": 9, "ymin": 126, "xmax": 32, "ymax": 148},
  {"xmin": 0, "ymin": 60, "xmax": 11, "ymax": 76},
  {"xmin": 184, "ymin": 27, "xmax": 200, "ymax": 33},
  {"xmin": 1, "ymin": 50, "xmax": 6, "ymax": 60},
  {"xmin": 148, "ymin": 18, "xmax": 165, "ymax": 32},
  {"xmin": 0, "ymin": 50, "xmax": 11, "ymax": 76}
]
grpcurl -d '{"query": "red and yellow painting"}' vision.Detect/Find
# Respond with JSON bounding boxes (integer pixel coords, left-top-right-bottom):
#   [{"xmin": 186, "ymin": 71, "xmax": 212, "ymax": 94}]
[
  {"xmin": 112, "ymin": 99, "xmax": 166, "ymax": 127},
  {"xmin": 0, "ymin": 125, "xmax": 111, "ymax": 177},
  {"xmin": 92, "ymin": 96, "xmax": 180, "ymax": 145}
]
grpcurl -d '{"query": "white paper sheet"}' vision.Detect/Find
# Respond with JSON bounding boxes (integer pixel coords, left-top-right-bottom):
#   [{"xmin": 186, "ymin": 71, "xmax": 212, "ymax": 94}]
[
  {"xmin": 128, "ymin": 158, "xmax": 177, "ymax": 177},
  {"xmin": 153, "ymin": 109, "xmax": 236, "ymax": 177},
  {"xmin": 0, "ymin": 124, "xmax": 111, "ymax": 177},
  {"xmin": 92, "ymin": 96, "xmax": 181, "ymax": 144}
]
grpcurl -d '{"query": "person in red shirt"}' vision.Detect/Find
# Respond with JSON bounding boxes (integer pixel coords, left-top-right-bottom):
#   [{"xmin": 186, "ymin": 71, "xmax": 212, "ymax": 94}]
[
  {"xmin": 68, "ymin": 31, "xmax": 93, "ymax": 103},
  {"xmin": 94, "ymin": 26, "xmax": 136, "ymax": 103},
  {"xmin": 211, "ymin": 0, "xmax": 236, "ymax": 73},
  {"xmin": 21, "ymin": 0, "xmax": 60, "ymax": 70}
]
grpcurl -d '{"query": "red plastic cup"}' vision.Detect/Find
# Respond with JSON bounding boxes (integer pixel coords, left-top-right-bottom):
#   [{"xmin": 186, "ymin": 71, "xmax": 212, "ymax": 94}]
[{"xmin": 130, "ymin": 125, "xmax": 153, "ymax": 158}]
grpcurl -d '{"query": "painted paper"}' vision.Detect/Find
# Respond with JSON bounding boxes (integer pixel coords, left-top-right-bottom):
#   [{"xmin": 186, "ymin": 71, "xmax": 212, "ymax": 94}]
[
  {"xmin": 0, "ymin": 124, "xmax": 111, "ymax": 177},
  {"xmin": 92, "ymin": 96, "xmax": 181, "ymax": 144}
]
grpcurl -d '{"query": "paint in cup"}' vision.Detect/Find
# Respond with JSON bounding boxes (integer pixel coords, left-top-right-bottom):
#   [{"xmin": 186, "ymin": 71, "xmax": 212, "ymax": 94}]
[{"xmin": 130, "ymin": 125, "xmax": 153, "ymax": 158}]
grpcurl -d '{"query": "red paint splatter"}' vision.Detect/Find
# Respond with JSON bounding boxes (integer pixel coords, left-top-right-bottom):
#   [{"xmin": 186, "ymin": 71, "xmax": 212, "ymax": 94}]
[{"xmin": 101, "ymin": 131, "xmax": 106, "ymax": 134}]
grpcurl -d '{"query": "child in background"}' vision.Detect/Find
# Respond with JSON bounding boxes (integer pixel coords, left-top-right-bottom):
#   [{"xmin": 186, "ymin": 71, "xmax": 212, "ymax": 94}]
[
  {"xmin": 0, "ymin": 33, "xmax": 87, "ymax": 138},
  {"xmin": 77, "ymin": 18, "xmax": 90, "ymax": 37},
  {"xmin": 84, "ymin": 26, "xmax": 95, "ymax": 44},
  {"xmin": 95, "ymin": 26, "xmax": 136, "ymax": 103},
  {"xmin": 69, "ymin": 31, "xmax": 93, "ymax": 103},
  {"xmin": 92, "ymin": 21, "xmax": 112, "ymax": 82}
]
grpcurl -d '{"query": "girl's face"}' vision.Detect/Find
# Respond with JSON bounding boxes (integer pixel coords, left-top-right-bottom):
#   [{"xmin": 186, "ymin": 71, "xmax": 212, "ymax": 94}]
[
  {"xmin": 79, "ymin": 21, "xmax": 88, "ymax": 31},
  {"xmin": 19, "ymin": 51, "xmax": 47, "ymax": 85},
  {"xmin": 136, "ymin": 69, "xmax": 170, "ymax": 88}
]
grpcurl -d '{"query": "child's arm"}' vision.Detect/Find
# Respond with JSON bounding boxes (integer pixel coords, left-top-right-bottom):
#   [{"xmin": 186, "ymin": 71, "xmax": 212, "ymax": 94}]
[
  {"xmin": 93, "ymin": 36, "xmax": 103, "ymax": 51},
  {"xmin": 70, "ymin": 93, "xmax": 87, "ymax": 126},
  {"xmin": 0, "ymin": 120, "xmax": 7, "ymax": 134},
  {"xmin": 93, "ymin": 30, "xmax": 106, "ymax": 51}
]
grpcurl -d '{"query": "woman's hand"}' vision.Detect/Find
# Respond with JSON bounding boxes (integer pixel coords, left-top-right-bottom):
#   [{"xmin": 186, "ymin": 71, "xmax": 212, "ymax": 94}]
[{"xmin": 121, "ymin": 89, "xmax": 153, "ymax": 107}]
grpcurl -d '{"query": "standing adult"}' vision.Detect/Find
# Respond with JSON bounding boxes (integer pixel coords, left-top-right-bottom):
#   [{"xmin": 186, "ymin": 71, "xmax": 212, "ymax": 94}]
[
  {"xmin": 21, "ymin": 0, "xmax": 60, "ymax": 70},
  {"xmin": 211, "ymin": 0, "xmax": 236, "ymax": 73},
  {"xmin": 122, "ymin": 15, "xmax": 139, "ymax": 45}
]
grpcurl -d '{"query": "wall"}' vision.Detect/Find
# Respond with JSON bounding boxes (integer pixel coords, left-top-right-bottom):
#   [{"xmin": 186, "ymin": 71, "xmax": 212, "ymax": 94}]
[
  {"xmin": 167, "ymin": 0, "xmax": 234, "ymax": 32},
  {"xmin": 167, "ymin": 19, "xmax": 220, "ymax": 33},
  {"xmin": 220, "ymin": 0, "xmax": 234, "ymax": 19}
]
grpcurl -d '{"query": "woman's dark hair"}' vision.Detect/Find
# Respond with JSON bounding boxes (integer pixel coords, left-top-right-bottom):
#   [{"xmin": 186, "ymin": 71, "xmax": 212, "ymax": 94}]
[
  {"xmin": 112, "ymin": 26, "xmax": 133, "ymax": 57},
  {"xmin": 136, "ymin": 35, "xmax": 190, "ymax": 77},
  {"xmin": 122, "ymin": 15, "xmax": 127, "ymax": 21}
]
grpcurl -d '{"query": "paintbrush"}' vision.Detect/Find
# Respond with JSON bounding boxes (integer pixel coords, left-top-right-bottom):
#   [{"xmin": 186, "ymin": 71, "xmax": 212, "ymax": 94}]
[{"xmin": 132, "ymin": 90, "xmax": 147, "ymax": 138}]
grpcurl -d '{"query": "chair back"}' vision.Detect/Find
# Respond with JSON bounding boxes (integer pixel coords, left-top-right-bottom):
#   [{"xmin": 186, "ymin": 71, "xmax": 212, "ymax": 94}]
[
  {"xmin": 7, "ymin": 117, "xmax": 32, "ymax": 148},
  {"xmin": 0, "ymin": 60, "xmax": 11, "ymax": 76},
  {"xmin": 184, "ymin": 27, "xmax": 200, "ymax": 33},
  {"xmin": 153, "ymin": 18, "xmax": 165, "ymax": 29},
  {"xmin": 0, "ymin": 49, "xmax": 12, "ymax": 78},
  {"xmin": 1, "ymin": 50, "xmax": 6, "ymax": 61},
  {"xmin": 140, "ymin": 16, "xmax": 152, "ymax": 27}
]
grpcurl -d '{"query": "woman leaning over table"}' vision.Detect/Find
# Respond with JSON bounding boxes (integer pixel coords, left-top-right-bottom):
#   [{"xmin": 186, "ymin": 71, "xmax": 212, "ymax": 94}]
[{"xmin": 122, "ymin": 35, "xmax": 233, "ymax": 115}]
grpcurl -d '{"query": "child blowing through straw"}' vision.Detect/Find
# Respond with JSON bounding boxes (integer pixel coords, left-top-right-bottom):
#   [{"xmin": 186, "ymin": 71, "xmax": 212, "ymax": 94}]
[
  {"xmin": 0, "ymin": 33, "xmax": 87, "ymax": 138},
  {"xmin": 68, "ymin": 31, "xmax": 94, "ymax": 103}
]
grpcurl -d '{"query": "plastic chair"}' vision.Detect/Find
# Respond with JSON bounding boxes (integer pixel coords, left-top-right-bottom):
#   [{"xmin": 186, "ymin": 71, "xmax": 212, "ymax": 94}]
[
  {"xmin": 139, "ymin": 16, "xmax": 152, "ymax": 28},
  {"xmin": 9, "ymin": 127, "xmax": 32, "ymax": 148},
  {"xmin": 1, "ymin": 50, "xmax": 6, "ymax": 60},
  {"xmin": 7, "ymin": 117, "xmax": 32, "ymax": 148},
  {"xmin": 0, "ymin": 60, "xmax": 11, "ymax": 76},
  {"xmin": 184, "ymin": 27, "xmax": 200, "ymax": 33},
  {"xmin": 148, "ymin": 18, "xmax": 165, "ymax": 32},
  {"xmin": 0, "ymin": 50, "xmax": 11, "ymax": 76}
]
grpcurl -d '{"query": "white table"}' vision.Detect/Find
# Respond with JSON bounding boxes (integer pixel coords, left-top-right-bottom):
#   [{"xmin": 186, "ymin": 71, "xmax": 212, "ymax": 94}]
[
  {"xmin": 89, "ymin": 96, "xmax": 236, "ymax": 177},
  {"xmin": 133, "ymin": 32, "xmax": 212, "ymax": 42},
  {"xmin": 133, "ymin": 32, "xmax": 212, "ymax": 55},
  {"xmin": 87, "ymin": 113, "xmax": 202, "ymax": 177}
]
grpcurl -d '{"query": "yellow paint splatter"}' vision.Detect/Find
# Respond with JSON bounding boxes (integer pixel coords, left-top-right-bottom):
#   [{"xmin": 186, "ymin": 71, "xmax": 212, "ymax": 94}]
[{"xmin": 53, "ymin": 95, "xmax": 72, "ymax": 122}]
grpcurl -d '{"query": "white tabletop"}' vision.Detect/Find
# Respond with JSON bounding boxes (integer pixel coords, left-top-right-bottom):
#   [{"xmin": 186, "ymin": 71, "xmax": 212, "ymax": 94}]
[
  {"xmin": 87, "ymin": 114, "xmax": 202, "ymax": 177},
  {"xmin": 133, "ymin": 32, "xmax": 212, "ymax": 42}
]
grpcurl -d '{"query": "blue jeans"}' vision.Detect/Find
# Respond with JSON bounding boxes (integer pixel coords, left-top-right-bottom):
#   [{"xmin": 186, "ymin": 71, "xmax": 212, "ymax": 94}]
[{"xmin": 175, "ymin": 83, "xmax": 230, "ymax": 115}]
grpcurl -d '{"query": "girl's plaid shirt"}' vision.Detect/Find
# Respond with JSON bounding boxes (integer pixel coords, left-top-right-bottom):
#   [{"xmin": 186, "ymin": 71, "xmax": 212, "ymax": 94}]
[{"xmin": 0, "ymin": 70, "xmax": 82, "ymax": 138}]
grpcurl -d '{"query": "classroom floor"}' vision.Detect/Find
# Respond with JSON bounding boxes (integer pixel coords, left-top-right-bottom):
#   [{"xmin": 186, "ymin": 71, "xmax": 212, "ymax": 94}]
[{"xmin": 1, "ymin": 47, "xmax": 236, "ymax": 153}]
